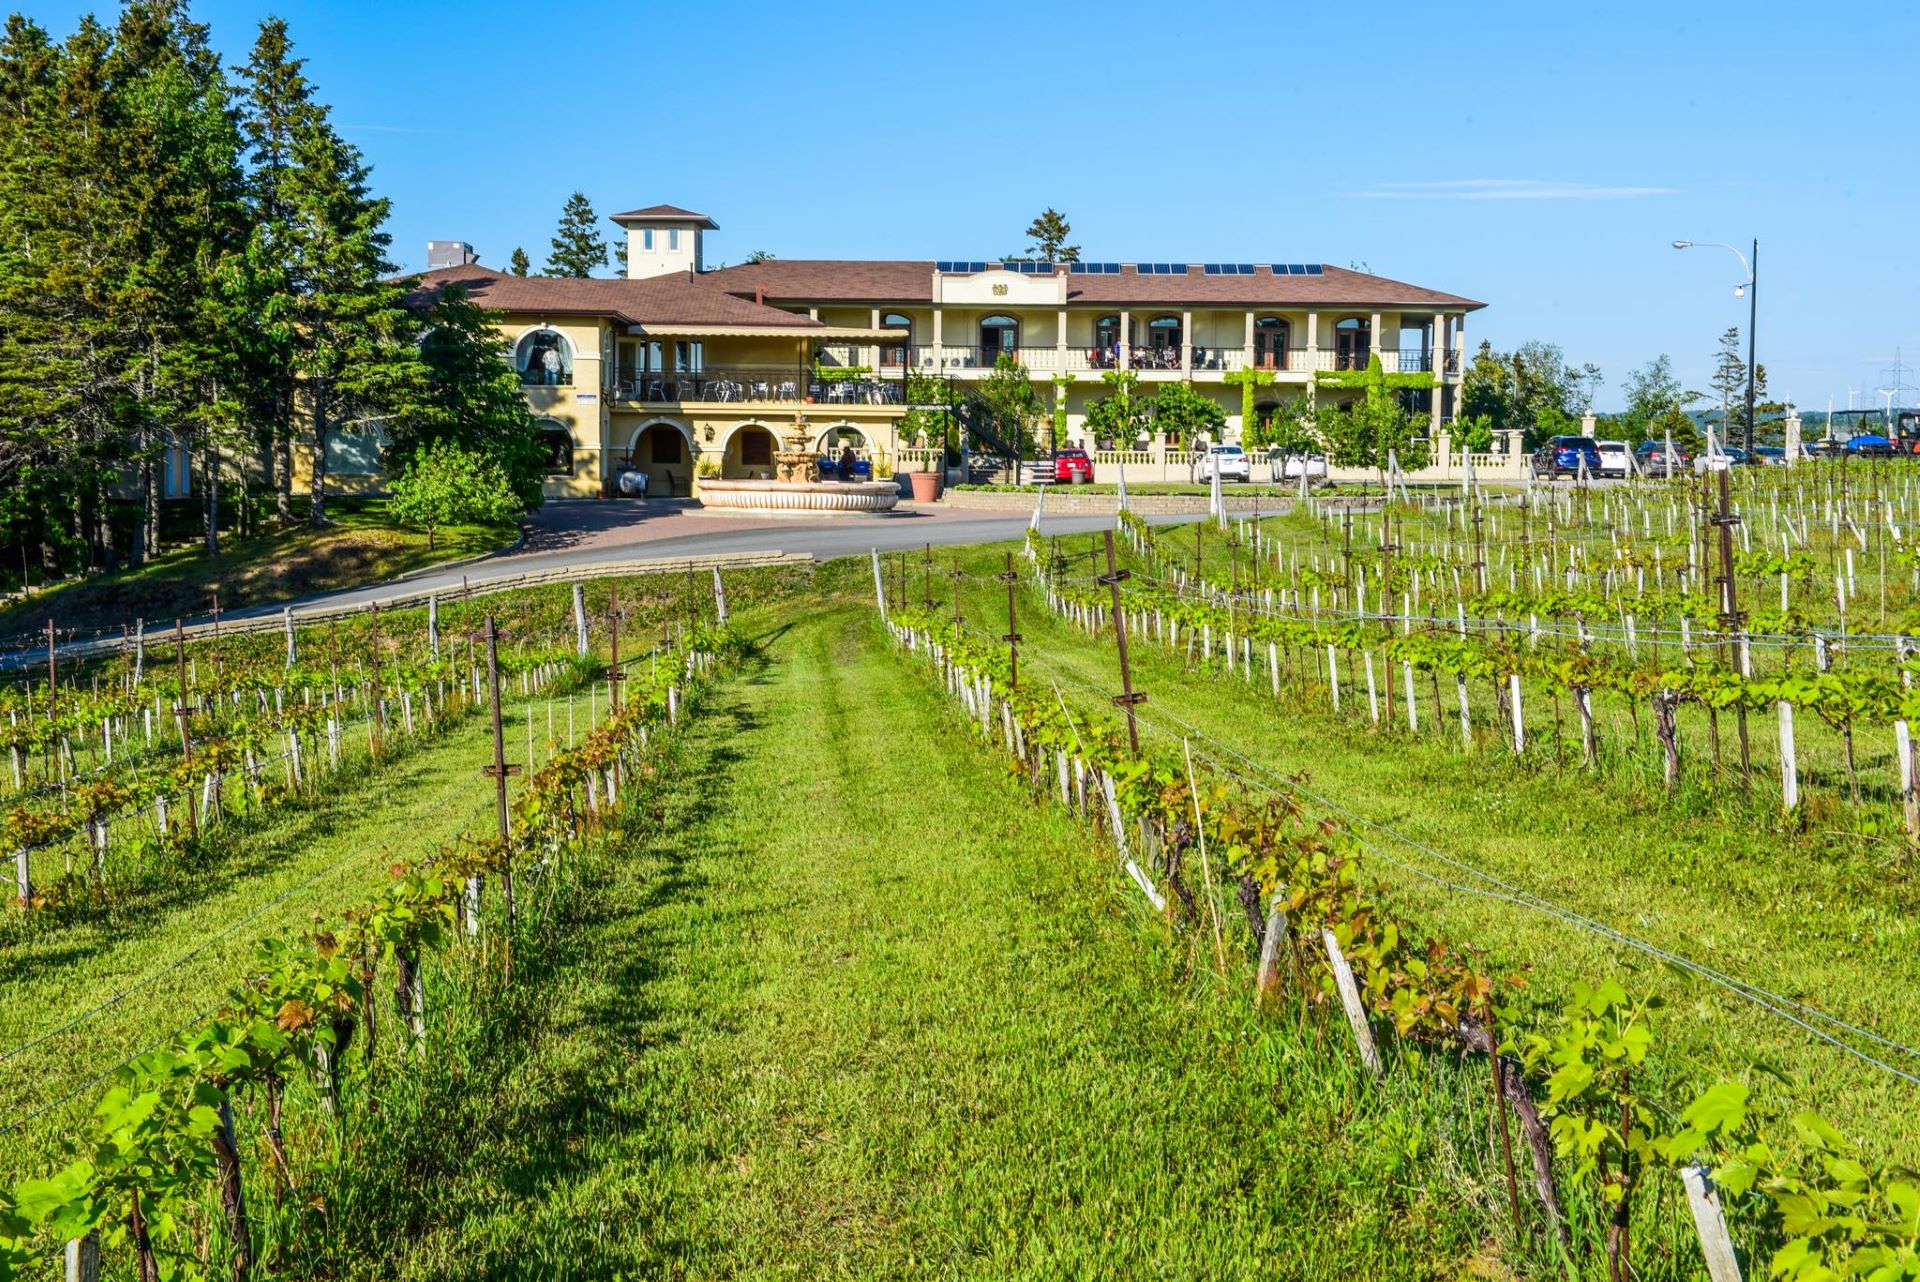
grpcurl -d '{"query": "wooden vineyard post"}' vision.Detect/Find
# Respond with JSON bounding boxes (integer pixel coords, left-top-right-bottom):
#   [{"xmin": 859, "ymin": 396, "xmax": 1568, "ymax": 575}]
[
  {"xmin": 63, "ymin": 1232, "xmax": 99, "ymax": 1282},
  {"xmin": 1254, "ymin": 890, "xmax": 1290, "ymax": 1006},
  {"xmin": 45, "ymin": 618, "xmax": 57, "ymax": 784},
  {"xmin": 1510, "ymin": 673, "xmax": 1525, "ymax": 754},
  {"xmin": 1899, "ymin": 719, "xmax": 1920, "ymax": 850},
  {"xmin": 480, "ymin": 616, "xmax": 522, "ymax": 943},
  {"xmin": 999, "ymin": 552, "xmax": 1021, "ymax": 689},
  {"xmin": 572, "ymin": 582, "xmax": 589, "ymax": 656},
  {"xmin": 870, "ymin": 548, "xmax": 887, "ymax": 618},
  {"xmin": 1097, "ymin": 531, "xmax": 1147, "ymax": 755},
  {"xmin": 713, "ymin": 565, "xmax": 729, "ymax": 624},
  {"xmin": 173, "ymin": 620, "xmax": 199, "ymax": 838},
  {"xmin": 604, "ymin": 587, "xmax": 627, "ymax": 712},
  {"xmin": 1680, "ymin": 1165, "xmax": 1745, "ymax": 1282},
  {"xmin": 366, "ymin": 604, "xmax": 387, "ymax": 760},
  {"xmin": 427, "ymin": 594, "xmax": 440, "ymax": 660},
  {"xmin": 283, "ymin": 606, "xmax": 296, "ymax": 669},
  {"xmin": 1321, "ymin": 928, "xmax": 1383, "ymax": 1079},
  {"xmin": 921, "ymin": 543, "xmax": 935, "ymax": 610},
  {"xmin": 1778, "ymin": 700, "xmax": 1799, "ymax": 810}
]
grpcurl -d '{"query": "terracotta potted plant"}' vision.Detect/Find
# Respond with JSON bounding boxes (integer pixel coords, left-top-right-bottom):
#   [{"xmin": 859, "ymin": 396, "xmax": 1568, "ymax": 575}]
[{"xmin": 907, "ymin": 470, "xmax": 939, "ymax": 502}]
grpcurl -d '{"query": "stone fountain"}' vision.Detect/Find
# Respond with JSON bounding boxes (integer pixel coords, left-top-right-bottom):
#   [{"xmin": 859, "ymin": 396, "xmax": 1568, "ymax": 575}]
[{"xmin": 696, "ymin": 412, "xmax": 902, "ymax": 517}]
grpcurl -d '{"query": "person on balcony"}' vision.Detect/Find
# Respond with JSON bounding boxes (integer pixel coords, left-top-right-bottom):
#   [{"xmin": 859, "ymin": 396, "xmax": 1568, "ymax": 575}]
[{"xmin": 541, "ymin": 345, "xmax": 563, "ymax": 386}]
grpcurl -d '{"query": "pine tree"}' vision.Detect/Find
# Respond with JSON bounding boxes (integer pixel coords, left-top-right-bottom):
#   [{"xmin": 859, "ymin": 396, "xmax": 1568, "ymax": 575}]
[
  {"xmin": 280, "ymin": 116, "xmax": 410, "ymax": 527},
  {"xmin": 1708, "ymin": 326, "xmax": 1746, "ymax": 441},
  {"xmin": 1023, "ymin": 208, "xmax": 1079, "ymax": 263},
  {"xmin": 546, "ymin": 191, "xmax": 607, "ymax": 277},
  {"xmin": 237, "ymin": 17, "xmax": 322, "ymax": 524},
  {"xmin": 508, "ymin": 246, "xmax": 530, "ymax": 277}
]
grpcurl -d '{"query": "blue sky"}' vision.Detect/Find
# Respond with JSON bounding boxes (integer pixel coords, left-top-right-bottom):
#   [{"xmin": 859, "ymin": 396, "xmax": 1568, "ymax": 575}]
[{"xmin": 31, "ymin": 0, "xmax": 1920, "ymax": 412}]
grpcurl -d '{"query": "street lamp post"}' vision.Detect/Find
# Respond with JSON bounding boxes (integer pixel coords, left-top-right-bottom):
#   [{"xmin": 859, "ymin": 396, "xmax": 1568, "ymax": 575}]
[{"xmin": 1672, "ymin": 239, "xmax": 1759, "ymax": 453}]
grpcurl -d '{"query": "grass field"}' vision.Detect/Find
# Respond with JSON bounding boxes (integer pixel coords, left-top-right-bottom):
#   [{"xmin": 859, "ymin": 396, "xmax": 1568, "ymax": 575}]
[
  {"xmin": 304, "ymin": 605, "xmax": 1543, "ymax": 1281},
  {"xmin": 0, "ymin": 499, "xmax": 517, "ymax": 638}
]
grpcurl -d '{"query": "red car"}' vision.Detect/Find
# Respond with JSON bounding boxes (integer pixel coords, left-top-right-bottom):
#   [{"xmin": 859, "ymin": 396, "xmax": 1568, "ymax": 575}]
[{"xmin": 1052, "ymin": 448, "xmax": 1094, "ymax": 484}]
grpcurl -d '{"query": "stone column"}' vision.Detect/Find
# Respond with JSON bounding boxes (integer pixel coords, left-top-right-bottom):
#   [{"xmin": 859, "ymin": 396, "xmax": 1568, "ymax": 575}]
[
  {"xmin": 1306, "ymin": 311, "xmax": 1320, "ymax": 369},
  {"xmin": 1120, "ymin": 312, "xmax": 1132, "ymax": 370},
  {"xmin": 1243, "ymin": 310, "xmax": 1255, "ymax": 369},
  {"xmin": 1370, "ymin": 311, "xmax": 1383, "ymax": 368},
  {"xmin": 932, "ymin": 306, "xmax": 945, "ymax": 371},
  {"xmin": 1057, "ymin": 306, "xmax": 1068, "ymax": 370}
]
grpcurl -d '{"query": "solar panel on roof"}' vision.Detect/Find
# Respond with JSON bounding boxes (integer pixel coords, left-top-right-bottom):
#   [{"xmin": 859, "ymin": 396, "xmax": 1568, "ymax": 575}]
[{"xmin": 1306, "ymin": 264, "xmax": 1324, "ymax": 275}]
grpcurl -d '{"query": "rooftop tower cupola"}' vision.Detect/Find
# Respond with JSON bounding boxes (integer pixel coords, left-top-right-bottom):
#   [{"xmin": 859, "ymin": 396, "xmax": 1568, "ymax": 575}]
[{"xmin": 611, "ymin": 204, "xmax": 718, "ymax": 279}]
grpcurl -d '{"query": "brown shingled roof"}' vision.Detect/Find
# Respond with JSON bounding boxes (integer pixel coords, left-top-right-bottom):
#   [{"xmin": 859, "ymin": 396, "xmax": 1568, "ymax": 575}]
[
  {"xmin": 609, "ymin": 204, "xmax": 718, "ymax": 228},
  {"xmin": 701, "ymin": 259, "xmax": 1484, "ymax": 311},
  {"xmin": 407, "ymin": 264, "xmax": 822, "ymax": 329}
]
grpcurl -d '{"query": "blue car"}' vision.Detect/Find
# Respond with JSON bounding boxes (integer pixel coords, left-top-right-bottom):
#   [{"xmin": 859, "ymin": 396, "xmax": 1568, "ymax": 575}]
[
  {"xmin": 1532, "ymin": 435, "xmax": 1603, "ymax": 478},
  {"xmin": 1844, "ymin": 434, "xmax": 1899, "ymax": 457}
]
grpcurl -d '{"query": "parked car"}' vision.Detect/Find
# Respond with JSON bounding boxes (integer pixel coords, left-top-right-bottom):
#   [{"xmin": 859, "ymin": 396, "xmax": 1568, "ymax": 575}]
[
  {"xmin": 1634, "ymin": 440, "xmax": 1691, "ymax": 477},
  {"xmin": 1532, "ymin": 435, "xmax": 1603, "ymax": 478},
  {"xmin": 1595, "ymin": 439, "xmax": 1633, "ymax": 477},
  {"xmin": 1052, "ymin": 448, "xmax": 1094, "ymax": 484},
  {"xmin": 1844, "ymin": 433, "xmax": 1900, "ymax": 457},
  {"xmin": 1694, "ymin": 444, "xmax": 1759, "ymax": 470},
  {"xmin": 1196, "ymin": 444, "xmax": 1251, "ymax": 482},
  {"xmin": 1270, "ymin": 451, "xmax": 1330, "ymax": 483},
  {"xmin": 1753, "ymin": 446, "xmax": 1788, "ymax": 466}
]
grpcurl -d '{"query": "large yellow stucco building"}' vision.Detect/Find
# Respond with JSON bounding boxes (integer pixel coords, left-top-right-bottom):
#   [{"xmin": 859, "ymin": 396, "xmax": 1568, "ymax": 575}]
[{"xmin": 308, "ymin": 202, "xmax": 1486, "ymax": 499}]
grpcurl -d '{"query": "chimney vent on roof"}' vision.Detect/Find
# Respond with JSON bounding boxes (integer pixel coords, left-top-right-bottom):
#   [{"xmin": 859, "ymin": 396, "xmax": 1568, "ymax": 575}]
[{"xmin": 427, "ymin": 240, "xmax": 478, "ymax": 269}]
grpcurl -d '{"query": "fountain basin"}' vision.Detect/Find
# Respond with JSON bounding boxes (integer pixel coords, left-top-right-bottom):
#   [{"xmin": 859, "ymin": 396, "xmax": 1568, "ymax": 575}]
[{"xmin": 696, "ymin": 479, "xmax": 901, "ymax": 517}]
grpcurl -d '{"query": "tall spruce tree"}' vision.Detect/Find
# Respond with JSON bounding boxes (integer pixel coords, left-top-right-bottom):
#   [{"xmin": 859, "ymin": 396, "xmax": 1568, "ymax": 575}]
[
  {"xmin": 280, "ymin": 116, "xmax": 409, "ymax": 527},
  {"xmin": 508, "ymin": 246, "xmax": 530, "ymax": 277},
  {"xmin": 237, "ymin": 17, "xmax": 321, "ymax": 524},
  {"xmin": 546, "ymin": 191, "xmax": 607, "ymax": 277}
]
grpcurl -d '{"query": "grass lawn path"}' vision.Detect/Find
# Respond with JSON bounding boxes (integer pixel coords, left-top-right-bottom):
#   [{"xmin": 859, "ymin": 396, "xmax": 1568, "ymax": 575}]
[{"xmin": 380, "ymin": 607, "xmax": 1489, "ymax": 1281}]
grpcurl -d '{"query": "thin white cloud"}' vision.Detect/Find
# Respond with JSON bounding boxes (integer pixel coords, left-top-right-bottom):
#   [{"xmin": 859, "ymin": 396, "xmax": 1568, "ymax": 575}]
[{"xmin": 1349, "ymin": 179, "xmax": 1673, "ymax": 200}]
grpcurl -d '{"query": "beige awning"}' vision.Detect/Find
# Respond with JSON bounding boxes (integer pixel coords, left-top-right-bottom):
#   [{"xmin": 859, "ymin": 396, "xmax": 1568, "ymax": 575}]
[{"xmin": 626, "ymin": 324, "xmax": 908, "ymax": 340}]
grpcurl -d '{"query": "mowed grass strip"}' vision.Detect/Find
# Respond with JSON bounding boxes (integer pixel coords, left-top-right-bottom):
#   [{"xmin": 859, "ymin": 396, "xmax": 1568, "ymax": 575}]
[{"xmin": 360, "ymin": 606, "xmax": 1502, "ymax": 1281}]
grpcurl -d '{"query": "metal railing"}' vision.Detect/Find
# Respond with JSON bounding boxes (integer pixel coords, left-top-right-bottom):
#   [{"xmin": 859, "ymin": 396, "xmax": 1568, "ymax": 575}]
[{"xmin": 614, "ymin": 368, "xmax": 804, "ymax": 404}]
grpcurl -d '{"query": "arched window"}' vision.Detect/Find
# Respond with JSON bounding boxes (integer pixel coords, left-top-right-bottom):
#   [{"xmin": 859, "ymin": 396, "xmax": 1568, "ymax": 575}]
[
  {"xmin": 1254, "ymin": 317, "xmax": 1290, "ymax": 371},
  {"xmin": 880, "ymin": 313, "xmax": 913, "ymax": 367},
  {"xmin": 979, "ymin": 314, "xmax": 1019, "ymax": 365},
  {"xmin": 536, "ymin": 422, "xmax": 574, "ymax": 475},
  {"xmin": 1334, "ymin": 316, "xmax": 1371, "ymax": 371},
  {"xmin": 515, "ymin": 329, "xmax": 574, "ymax": 386}
]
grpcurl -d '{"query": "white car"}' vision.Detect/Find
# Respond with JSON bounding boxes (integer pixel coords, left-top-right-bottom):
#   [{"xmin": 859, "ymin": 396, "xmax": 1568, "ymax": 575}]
[
  {"xmin": 1270, "ymin": 451, "xmax": 1329, "ymax": 483},
  {"xmin": 1595, "ymin": 439, "xmax": 1632, "ymax": 478},
  {"xmin": 1195, "ymin": 444, "xmax": 1251, "ymax": 482}
]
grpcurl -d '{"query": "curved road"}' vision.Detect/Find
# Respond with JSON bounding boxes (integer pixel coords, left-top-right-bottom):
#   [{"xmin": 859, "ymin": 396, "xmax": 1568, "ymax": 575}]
[{"xmin": 7, "ymin": 500, "xmax": 1218, "ymax": 661}]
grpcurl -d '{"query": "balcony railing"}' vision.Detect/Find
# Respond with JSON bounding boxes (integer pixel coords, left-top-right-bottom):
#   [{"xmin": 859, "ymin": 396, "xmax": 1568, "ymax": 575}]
[
  {"xmin": 520, "ymin": 371, "xmax": 574, "ymax": 388},
  {"xmin": 612, "ymin": 367, "xmax": 905, "ymax": 406},
  {"xmin": 932, "ymin": 345, "xmax": 1059, "ymax": 371},
  {"xmin": 615, "ymin": 368, "xmax": 803, "ymax": 404}
]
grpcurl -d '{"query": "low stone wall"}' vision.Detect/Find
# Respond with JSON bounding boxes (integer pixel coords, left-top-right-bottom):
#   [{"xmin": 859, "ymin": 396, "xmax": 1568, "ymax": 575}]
[{"xmin": 939, "ymin": 490, "xmax": 1298, "ymax": 516}]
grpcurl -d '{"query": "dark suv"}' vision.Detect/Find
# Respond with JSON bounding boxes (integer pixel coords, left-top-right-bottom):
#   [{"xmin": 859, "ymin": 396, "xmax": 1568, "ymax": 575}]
[{"xmin": 1532, "ymin": 436, "xmax": 1602, "ymax": 478}]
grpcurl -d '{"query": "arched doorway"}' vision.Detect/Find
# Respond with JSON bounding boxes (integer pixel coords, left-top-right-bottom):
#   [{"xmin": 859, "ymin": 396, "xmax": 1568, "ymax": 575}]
[
  {"xmin": 628, "ymin": 421, "xmax": 692, "ymax": 497},
  {"xmin": 979, "ymin": 314, "xmax": 1019, "ymax": 366},
  {"xmin": 1334, "ymin": 316, "xmax": 1370, "ymax": 371},
  {"xmin": 880, "ymin": 313, "xmax": 913, "ymax": 368},
  {"xmin": 1146, "ymin": 316, "xmax": 1181, "ymax": 367},
  {"xmin": 1254, "ymin": 317, "xmax": 1290, "ymax": 370},
  {"xmin": 724, "ymin": 424, "xmax": 778, "ymax": 479}
]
